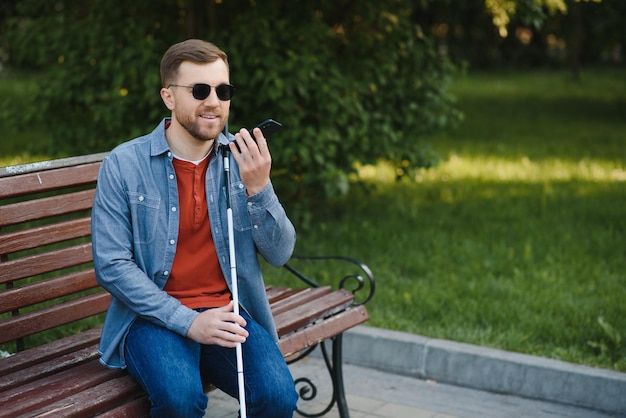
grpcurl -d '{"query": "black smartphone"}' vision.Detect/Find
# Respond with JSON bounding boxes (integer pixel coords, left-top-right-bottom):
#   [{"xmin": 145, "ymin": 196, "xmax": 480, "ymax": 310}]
[
  {"xmin": 225, "ymin": 119, "xmax": 282, "ymax": 154},
  {"xmin": 248, "ymin": 119, "xmax": 282, "ymax": 141}
]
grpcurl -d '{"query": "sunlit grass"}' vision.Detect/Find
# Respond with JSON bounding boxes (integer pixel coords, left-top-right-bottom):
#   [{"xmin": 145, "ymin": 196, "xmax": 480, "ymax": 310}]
[
  {"xmin": 360, "ymin": 156, "xmax": 626, "ymax": 183},
  {"xmin": 0, "ymin": 153, "xmax": 51, "ymax": 167}
]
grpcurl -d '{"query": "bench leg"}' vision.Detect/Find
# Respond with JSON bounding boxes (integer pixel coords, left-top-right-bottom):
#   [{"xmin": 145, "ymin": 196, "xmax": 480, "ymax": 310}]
[
  {"xmin": 331, "ymin": 334, "xmax": 350, "ymax": 418},
  {"xmin": 293, "ymin": 334, "xmax": 351, "ymax": 417}
]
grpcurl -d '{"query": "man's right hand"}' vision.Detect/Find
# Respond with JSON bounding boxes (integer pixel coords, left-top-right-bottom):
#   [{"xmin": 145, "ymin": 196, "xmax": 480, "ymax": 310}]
[{"xmin": 186, "ymin": 301, "xmax": 248, "ymax": 347}]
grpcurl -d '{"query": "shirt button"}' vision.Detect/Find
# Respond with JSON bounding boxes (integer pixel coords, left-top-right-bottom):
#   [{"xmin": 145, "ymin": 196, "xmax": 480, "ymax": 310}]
[
  {"xmin": 169, "ymin": 174, "xmax": 174, "ymax": 180},
  {"xmin": 169, "ymin": 239, "xmax": 175, "ymax": 245},
  {"xmin": 164, "ymin": 271, "xmax": 169, "ymax": 276},
  {"xmin": 239, "ymin": 184, "xmax": 244, "ymax": 189},
  {"xmin": 172, "ymin": 207, "xmax": 177, "ymax": 212},
  {"xmin": 138, "ymin": 196, "xmax": 144, "ymax": 202},
  {"xmin": 167, "ymin": 152, "xmax": 172, "ymax": 157},
  {"xmin": 253, "ymin": 225, "xmax": 259, "ymax": 229},
  {"xmin": 247, "ymin": 202, "xmax": 253, "ymax": 206}
]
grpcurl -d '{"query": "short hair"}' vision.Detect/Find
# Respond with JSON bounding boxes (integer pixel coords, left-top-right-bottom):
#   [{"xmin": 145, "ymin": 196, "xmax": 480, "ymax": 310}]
[{"xmin": 160, "ymin": 39, "xmax": 229, "ymax": 87}]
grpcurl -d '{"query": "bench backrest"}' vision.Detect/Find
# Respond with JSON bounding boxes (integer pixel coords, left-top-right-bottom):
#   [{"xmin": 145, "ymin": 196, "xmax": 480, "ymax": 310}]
[{"xmin": 0, "ymin": 153, "xmax": 109, "ymax": 352}]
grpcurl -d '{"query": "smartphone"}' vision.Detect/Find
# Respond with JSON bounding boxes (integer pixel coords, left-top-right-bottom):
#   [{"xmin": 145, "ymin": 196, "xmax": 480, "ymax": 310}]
[
  {"xmin": 225, "ymin": 119, "xmax": 282, "ymax": 154},
  {"xmin": 248, "ymin": 119, "xmax": 282, "ymax": 141}
]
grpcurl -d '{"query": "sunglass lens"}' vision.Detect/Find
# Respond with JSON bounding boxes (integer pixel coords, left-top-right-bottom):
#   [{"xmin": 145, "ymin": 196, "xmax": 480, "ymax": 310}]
[
  {"xmin": 189, "ymin": 84, "xmax": 234, "ymax": 101},
  {"xmin": 191, "ymin": 84, "xmax": 211, "ymax": 100},
  {"xmin": 216, "ymin": 84, "xmax": 235, "ymax": 101}
]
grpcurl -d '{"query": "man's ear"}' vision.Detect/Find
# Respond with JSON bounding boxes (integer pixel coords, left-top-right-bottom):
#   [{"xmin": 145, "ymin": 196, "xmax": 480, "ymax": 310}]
[{"xmin": 160, "ymin": 87, "xmax": 175, "ymax": 110}]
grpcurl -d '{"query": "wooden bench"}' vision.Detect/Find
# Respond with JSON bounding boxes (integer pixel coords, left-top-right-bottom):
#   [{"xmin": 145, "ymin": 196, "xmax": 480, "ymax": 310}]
[{"xmin": 0, "ymin": 153, "xmax": 374, "ymax": 418}]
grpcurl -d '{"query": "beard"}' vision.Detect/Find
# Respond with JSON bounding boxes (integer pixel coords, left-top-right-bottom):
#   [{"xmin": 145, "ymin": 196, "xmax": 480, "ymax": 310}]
[{"xmin": 175, "ymin": 108, "xmax": 226, "ymax": 142}]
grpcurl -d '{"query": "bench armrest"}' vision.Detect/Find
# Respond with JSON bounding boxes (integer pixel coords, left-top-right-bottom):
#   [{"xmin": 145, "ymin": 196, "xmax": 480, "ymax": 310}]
[{"xmin": 283, "ymin": 255, "xmax": 375, "ymax": 306}]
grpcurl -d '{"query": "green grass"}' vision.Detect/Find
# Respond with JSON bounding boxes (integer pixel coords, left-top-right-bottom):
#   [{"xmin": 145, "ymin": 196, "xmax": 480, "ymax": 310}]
[
  {"xmin": 270, "ymin": 68, "xmax": 626, "ymax": 371},
  {"xmin": 2, "ymin": 68, "xmax": 625, "ymax": 371}
]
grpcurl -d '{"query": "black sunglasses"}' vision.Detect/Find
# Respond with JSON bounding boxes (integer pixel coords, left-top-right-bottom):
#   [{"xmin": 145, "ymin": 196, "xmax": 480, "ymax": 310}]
[{"xmin": 168, "ymin": 83, "xmax": 235, "ymax": 101}]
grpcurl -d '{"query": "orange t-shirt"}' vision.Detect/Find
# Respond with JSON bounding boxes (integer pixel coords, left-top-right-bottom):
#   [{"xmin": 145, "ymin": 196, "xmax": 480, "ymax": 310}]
[{"xmin": 164, "ymin": 154, "xmax": 232, "ymax": 309}]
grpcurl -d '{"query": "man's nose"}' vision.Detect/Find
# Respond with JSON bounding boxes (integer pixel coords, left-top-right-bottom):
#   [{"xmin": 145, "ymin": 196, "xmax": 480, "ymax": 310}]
[{"xmin": 202, "ymin": 88, "xmax": 220, "ymax": 106}]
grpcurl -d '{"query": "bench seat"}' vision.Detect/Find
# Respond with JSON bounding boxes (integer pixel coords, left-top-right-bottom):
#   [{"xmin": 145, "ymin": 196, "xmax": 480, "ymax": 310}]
[{"xmin": 0, "ymin": 286, "xmax": 368, "ymax": 418}]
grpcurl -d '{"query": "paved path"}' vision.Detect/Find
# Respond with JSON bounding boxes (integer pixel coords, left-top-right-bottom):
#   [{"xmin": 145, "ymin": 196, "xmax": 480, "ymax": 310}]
[
  {"xmin": 204, "ymin": 326, "xmax": 626, "ymax": 417},
  {"xmin": 205, "ymin": 356, "xmax": 619, "ymax": 418}
]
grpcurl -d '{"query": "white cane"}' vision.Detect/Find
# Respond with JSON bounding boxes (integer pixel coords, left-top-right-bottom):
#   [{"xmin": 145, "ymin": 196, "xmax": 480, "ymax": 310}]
[{"xmin": 221, "ymin": 144, "xmax": 247, "ymax": 418}]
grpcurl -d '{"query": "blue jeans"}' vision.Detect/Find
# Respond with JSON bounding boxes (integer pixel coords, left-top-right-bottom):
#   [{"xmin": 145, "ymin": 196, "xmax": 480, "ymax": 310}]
[{"xmin": 125, "ymin": 310, "xmax": 298, "ymax": 418}]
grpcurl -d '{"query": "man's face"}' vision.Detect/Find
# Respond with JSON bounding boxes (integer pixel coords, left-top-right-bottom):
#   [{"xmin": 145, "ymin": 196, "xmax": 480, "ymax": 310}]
[{"xmin": 166, "ymin": 60, "xmax": 231, "ymax": 142}]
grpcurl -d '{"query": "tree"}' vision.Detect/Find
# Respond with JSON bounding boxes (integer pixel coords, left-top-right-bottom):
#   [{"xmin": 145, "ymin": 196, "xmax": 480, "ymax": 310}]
[{"xmin": 408, "ymin": 0, "xmax": 623, "ymax": 71}]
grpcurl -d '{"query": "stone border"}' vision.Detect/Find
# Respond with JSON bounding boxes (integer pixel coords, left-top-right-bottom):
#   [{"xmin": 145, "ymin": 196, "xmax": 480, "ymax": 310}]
[{"xmin": 339, "ymin": 326, "xmax": 626, "ymax": 415}]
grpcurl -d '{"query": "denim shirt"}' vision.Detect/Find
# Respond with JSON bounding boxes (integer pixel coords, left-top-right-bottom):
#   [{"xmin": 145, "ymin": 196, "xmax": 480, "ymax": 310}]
[{"xmin": 92, "ymin": 118, "xmax": 296, "ymax": 369}]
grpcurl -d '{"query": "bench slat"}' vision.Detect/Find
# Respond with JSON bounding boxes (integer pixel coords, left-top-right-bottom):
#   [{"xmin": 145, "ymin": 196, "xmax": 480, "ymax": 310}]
[
  {"xmin": 271, "ymin": 286, "xmax": 333, "ymax": 316},
  {"xmin": 0, "ymin": 153, "xmax": 106, "ymax": 178},
  {"xmin": 0, "ymin": 270, "xmax": 98, "ymax": 315},
  {"xmin": 0, "ymin": 189, "xmax": 95, "ymax": 227},
  {"xmin": 278, "ymin": 304, "xmax": 369, "ymax": 357},
  {"xmin": 0, "ymin": 360, "xmax": 125, "ymax": 418},
  {"xmin": 0, "ymin": 345, "xmax": 99, "ymax": 392},
  {"xmin": 96, "ymin": 395, "xmax": 151, "ymax": 418},
  {"xmin": 265, "ymin": 286, "xmax": 300, "ymax": 303},
  {"xmin": 14, "ymin": 374, "xmax": 144, "ymax": 418},
  {"xmin": 0, "ymin": 360, "xmax": 115, "ymax": 414},
  {"xmin": 0, "ymin": 162, "xmax": 100, "ymax": 198},
  {"xmin": 0, "ymin": 243, "xmax": 93, "ymax": 285},
  {"xmin": 0, "ymin": 327, "xmax": 101, "ymax": 377},
  {"xmin": 274, "ymin": 288, "xmax": 356, "ymax": 336},
  {"xmin": 0, "ymin": 292, "xmax": 110, "ymax": 344},
  {"xmin": 0, "ymin": 217, "xmax": 91, "ymax": 255}
]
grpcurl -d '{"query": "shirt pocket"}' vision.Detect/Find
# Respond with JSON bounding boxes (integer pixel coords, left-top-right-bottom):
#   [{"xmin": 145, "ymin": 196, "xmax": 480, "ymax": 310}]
[
  {"xmin": 128, "ymin": 191, "xmax": 161, "ymax": 244},
  {"xmin": 229, "ymin": 181, "xmax": 252, "ymax": 232}
]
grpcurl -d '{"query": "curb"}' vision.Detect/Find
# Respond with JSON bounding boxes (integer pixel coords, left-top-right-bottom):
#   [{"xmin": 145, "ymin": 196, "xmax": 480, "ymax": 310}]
[{"xmin": 339, "ymin": 326, "xmax": 626, "ymax": 415}]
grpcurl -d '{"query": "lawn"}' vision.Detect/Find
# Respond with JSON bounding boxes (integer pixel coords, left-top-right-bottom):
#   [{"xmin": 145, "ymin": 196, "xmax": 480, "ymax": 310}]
[
  {"xmin": 2, "ymin": 68, "xmax": 625, "ymax": 371},
  {"xmin": 270, "ymin": 68, "xmax": 626, "ymax": 371}
]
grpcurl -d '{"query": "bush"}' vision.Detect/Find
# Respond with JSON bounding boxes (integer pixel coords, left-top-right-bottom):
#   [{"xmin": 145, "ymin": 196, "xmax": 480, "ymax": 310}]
[{"xmin": 2, "ymin": 0, "xmax": 460, "ymax": 217}]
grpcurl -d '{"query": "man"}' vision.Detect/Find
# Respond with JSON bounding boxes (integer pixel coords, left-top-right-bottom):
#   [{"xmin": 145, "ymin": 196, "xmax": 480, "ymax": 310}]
[{"xmin": 91, "ymin": 39, "xmax": 298, "ymax": 417}]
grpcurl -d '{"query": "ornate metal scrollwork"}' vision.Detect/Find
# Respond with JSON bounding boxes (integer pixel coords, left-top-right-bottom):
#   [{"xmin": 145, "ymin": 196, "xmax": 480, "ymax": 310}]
[
  {"xmin": 285, "ymin": 255, "xmax": 376, "ymax": 306},
  {"xmin": 291, "ymin": 340, "xmax": 339, "ymax": 418},
  {"xmin": 283, "ymin": 254, "xmax": 375, "ymax": 417},
  {"xmin": 295, "ymin": 377, "xmax": 317, "ymax": 401}
]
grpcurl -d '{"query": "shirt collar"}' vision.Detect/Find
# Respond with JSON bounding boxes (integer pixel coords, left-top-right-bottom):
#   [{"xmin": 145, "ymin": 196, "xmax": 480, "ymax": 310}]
[{"xmin": 150, "ymin": 117, "xmax": 232, "ymax": 158}]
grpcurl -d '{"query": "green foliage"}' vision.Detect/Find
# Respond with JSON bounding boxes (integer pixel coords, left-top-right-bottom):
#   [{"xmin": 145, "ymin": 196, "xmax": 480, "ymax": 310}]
[
  {"xmin": 1, "ymin": 0, "xmax": 461, "ymax": 218},
  {"xmin": 2, "ymin": 0, "xmax": 171, "ymax": 152},
  {"xmin": 412, "ymin": 0, "xmax": 626, "ymax": 70}
]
